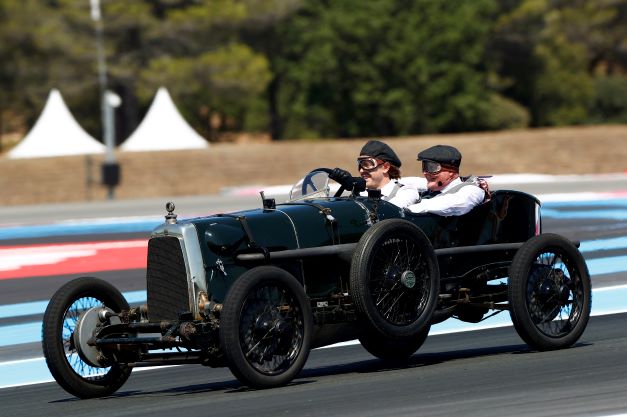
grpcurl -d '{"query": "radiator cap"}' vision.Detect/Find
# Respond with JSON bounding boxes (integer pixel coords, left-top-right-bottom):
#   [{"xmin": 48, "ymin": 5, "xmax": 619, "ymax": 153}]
[{"xmin": 165, "ymin": 202, "xmax": 177, "ymax": 224}]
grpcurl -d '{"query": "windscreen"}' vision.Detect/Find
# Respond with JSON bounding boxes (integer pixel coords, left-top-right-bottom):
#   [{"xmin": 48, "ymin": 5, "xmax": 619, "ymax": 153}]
[{"xmin": 288, "ymin": 171, "xmax": 331, "ymax": 201}]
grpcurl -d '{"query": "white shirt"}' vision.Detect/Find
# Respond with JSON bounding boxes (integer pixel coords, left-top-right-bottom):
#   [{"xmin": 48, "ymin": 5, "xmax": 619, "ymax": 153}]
[
  {"xmin": 406, "ymin": 177, "xmax": 485, "ymax": 216},
  {"xmin": 360, "ymin": 179, "xmax": 420, "ymax": 209}
]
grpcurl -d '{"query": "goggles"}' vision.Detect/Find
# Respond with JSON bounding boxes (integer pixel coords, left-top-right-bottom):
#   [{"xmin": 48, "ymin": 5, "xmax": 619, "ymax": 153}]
[
  {"xmin": 421, "ymin": 160, "xmax": 442, "ymax": 174},
  {"xmin": 421, "ymin": 160, "xmax": 458, "ymax": 174},
  {"xmin": 357, "ymin": 158, "xmax": 385, "ymax": 171}
]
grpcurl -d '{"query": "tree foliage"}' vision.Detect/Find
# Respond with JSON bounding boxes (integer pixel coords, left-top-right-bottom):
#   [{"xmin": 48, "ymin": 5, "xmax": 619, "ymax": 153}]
[
  {"xmin": 267, "ymin": 0, "xmax": 497, "ymax": 138},
  {"xmin": 0, "ymin": 0, "xmax": 625, "ymax": 145},
  {"xmin": 490, "ymin": 0, "xmax": 627, "ymax": 126}
]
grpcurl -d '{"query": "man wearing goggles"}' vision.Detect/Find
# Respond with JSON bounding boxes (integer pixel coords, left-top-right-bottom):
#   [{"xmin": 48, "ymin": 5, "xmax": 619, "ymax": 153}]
[
  {"xmin": 354, "ymin": 140, "xmax": 419, "ymax": 208},
  {"xmin": 406, "ymin": 144, "xmax": 487, "ymax": 216},
  {"xmin": 329, "ymin": 140, "xmax": 416, "ymax": 206}
]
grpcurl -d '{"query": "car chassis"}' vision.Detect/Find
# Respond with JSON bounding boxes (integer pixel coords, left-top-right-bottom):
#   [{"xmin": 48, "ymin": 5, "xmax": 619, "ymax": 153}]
[{"xmin": 42, "ymin": 168, "xmax": 592, "ymax": 398}]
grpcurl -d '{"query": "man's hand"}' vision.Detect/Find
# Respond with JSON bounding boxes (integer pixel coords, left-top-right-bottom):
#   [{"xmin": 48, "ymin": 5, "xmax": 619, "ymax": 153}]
[
  {"xmin": 477, "ymin": 178, "xmax": 491, "ymax": 202},
  {"xmin": 329, "ymin": 168, "xmax": 354, "ymax": 189}
]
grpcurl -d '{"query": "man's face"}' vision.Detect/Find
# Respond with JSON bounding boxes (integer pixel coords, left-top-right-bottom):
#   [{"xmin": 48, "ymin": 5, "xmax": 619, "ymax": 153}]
[
  {"xmin": 358, "ymin": 156, "xmax": 390, "ymax": 189},
  {"xmin": 421, "ymin": 160, "xmax": 458, "ymax": 191}
]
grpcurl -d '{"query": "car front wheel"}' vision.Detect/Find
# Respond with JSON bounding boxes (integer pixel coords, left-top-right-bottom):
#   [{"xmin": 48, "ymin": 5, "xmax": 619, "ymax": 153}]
[
  {"xmin": 219, "ymin": 266, "xmax": 313, "ymax": 388},
  {"xmin": 42, "ymin": 277, "xmax": 132, "ymax": 399}
]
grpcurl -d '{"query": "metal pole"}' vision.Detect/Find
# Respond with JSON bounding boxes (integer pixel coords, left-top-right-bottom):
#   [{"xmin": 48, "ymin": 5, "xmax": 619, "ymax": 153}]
[
  {"xmin": 91, "ymin": 0, "xmax": 108, "ymax": 150},
  {"xmin": 103, "ymin": 91, "xmax": 115, "ymax": 163},
  {"xmin": 91, "ymin": 0, "xmax": 118, "ymax": 199}
]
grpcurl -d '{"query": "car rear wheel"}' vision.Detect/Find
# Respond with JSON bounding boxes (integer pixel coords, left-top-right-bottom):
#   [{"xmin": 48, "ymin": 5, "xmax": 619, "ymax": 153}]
[
  {"xmin": 508, "ymin": 234, "xmax": 591, "ymax": 350},
  {"xmin": 42, "ymin": 277, "xmax": 132, "ymax": 399},
  {"xmin": 220, "ymin": 266, "xmax": 313, "ymax": 388},
  {"xmin": 350, "ymin": 219, "xmax": 439, "ymax": 338}
]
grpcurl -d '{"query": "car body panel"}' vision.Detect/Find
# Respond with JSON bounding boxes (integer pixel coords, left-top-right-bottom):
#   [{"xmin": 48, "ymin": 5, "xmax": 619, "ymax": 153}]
[{"xmin": 148, "ymin": 187, "xmax": 539, "ymax": 311}]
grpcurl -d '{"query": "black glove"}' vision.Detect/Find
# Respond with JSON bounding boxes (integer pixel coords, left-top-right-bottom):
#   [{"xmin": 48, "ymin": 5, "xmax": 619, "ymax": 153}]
[{"xmin": 329, "ymin": 168, "xmax": 354, "ymax": 189}]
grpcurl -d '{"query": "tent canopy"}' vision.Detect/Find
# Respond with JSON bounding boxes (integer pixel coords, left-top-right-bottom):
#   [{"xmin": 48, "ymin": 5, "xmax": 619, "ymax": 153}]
[
  {"xmin": 8, "ymin": 89, "xmax": 105, "ymax": 159},
  {"xmin": 120, "ymin": 87, "xmax": 208, "ymax": 152}
]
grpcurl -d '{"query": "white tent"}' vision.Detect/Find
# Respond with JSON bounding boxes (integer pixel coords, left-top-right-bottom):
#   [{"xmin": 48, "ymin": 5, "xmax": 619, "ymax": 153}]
[
  {"xmin": 8, "ymin": 89, "xmax": 106, "ymax": 159},
  {"xmin": 120, "ymin": 87, "xmax": 208, "ymax": 152}
]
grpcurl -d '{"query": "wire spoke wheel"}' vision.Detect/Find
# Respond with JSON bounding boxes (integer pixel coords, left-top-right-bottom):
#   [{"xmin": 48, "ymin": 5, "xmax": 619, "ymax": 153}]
[
  {"xmin": 240, "ymin": 284, "xmax": 304, "ymax": 375},
  {"xmin": 42, "ymin": 277, "xmax": 132, "ymax": 398},
  {"xmin": 220, "ymin": 266, "xmax": 312, "ymax": 388},
  {"xmin": 63, "ymin": 296, "xmax": 112, "ymax": 377},
  {"xmin": 351, "ymin": 219, "xmax": 439, "ymax": 338},
  {"xmin": 526, "ymin": 253, "xmax": 583, "ymax": 336},
  {"xmin": 508, "ymin": 234, "xmax": 591, "ymax": 350},
  {"xmin": 369, "ymin": 236, "xmax": 430, "ymax": 326}
]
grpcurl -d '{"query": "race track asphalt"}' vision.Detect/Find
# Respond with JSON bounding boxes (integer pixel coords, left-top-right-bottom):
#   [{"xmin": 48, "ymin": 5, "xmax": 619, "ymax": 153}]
[{"xmin": 0, "ymin": 174, "xmax": 626, "ymax": 416}]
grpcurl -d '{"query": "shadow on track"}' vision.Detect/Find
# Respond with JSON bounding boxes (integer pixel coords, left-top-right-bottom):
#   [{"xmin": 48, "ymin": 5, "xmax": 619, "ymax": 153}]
[{"xmin": 47, "ymin": 340, "xmax": 590, "ymax": 402}]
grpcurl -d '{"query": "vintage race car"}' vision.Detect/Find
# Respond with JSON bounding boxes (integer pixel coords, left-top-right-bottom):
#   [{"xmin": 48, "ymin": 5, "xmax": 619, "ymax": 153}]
[{"xmin": 42, "ymin": 168, "xmax": 592, "ymax": 398}]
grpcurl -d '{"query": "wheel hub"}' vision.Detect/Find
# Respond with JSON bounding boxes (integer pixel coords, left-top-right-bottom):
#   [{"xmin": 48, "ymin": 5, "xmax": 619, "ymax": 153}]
[
  {"xmin": 73, "ymin": 307, "xmax": 112, "ymax": 368},
  {"xmin": 400, "ymin": 271, "xmax": 416, "ymax": 289},
  {"xmin": 537, "ymin": 278, "xmax": 558, "ymax": 302},
  {"xmin": 253, "ymin": 312, "xmax": 275, "ymax": 336},
  {"xmin": 250, "ymin": 307, "xmax": 297, "ymax": 361}
]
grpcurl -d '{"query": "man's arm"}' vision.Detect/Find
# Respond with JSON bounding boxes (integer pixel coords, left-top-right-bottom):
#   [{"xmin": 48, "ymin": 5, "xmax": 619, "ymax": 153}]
[
  {"xmin": 398, "ymin": 177, "xmax": 427, "ymax": 191},
  {"xmin": 387, "ymin": 186, "xmax": 420, "ymax": 209},
  {"xmin": 406, "ymin": 185, "xmax": 485, "ymax": 216}
]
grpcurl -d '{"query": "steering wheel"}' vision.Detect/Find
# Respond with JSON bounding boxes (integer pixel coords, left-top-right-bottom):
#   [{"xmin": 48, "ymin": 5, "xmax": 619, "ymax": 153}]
[
  {"xmin": 301, "ymin": 172, "xmax": 320, "ymax": 196},
  {"xmin": 311, "ymin": 167, "xmax": 366, "ymax": 198}
]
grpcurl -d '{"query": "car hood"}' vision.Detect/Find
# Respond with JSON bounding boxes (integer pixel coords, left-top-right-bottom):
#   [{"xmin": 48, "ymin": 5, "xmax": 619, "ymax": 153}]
[{"xmin": 189, "ymin": 197, "xmax": 390, "ymax": 257}]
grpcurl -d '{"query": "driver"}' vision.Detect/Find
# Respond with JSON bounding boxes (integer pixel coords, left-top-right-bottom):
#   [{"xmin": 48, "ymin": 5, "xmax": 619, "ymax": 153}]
[{"xmin": 330, "ymin": 140, "xmax": 419, "ymax": 208}]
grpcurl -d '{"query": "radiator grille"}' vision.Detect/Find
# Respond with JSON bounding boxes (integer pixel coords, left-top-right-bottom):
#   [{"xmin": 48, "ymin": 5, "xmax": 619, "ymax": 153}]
[{"xmin": 146, "ymin": 236, "xmax": 190, "ymax": 322}]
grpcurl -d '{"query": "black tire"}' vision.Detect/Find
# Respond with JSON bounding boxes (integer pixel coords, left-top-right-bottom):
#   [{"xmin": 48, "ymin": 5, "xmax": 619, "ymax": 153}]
[
  {"xmin": 359, "ymin": 322, "xmax": 430, "ymax": 362},
  {"xmin": 350, "ymin": 219, "xmax": 439, "ymax": 338},
  {"xmin": 508, "ymin": 234, "xmax": 592, "ymax": 351},
  {"xmin": 42, "ymin": 277, "xmax": 132, "ymax": 398},
  {"xmin": 220, "ymin": 266, "xmax": 313, "ymax": 388}
]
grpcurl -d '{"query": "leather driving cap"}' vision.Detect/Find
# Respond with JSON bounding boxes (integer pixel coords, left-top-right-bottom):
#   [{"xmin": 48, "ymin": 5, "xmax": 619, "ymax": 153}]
[
  {"xmin": 360, "ymin": 140, "xmax": 402, "ymax": 167},
  {"xmin": 417, "ymin": 144, "xmax": 462, "ymax": 168}
]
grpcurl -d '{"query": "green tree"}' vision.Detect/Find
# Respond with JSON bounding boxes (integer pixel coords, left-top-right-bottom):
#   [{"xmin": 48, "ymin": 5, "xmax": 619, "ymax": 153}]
[
  {"xmin": 0, "ymin": 0, "xmax": 95, "ymax": 142},
  {"xmin": 0, "ymin": 0, "xmax": 279, "ymax": 144},
  {"xmin": 138, "ymin": 43, "xmax": 271, "ymax": 139},
  {"xmin": 127, "ymin": 0, "xmax": 276, "ymax": 141},
  {"xmin": 264, "ymin": 0, "xmax": 497, "ymax": 139},
  {"xmin": 534, "ymin": 35, "xmax": 592, "ymax": 125},
  {"xmin": 589, "ymin": 75, "xmax": 627, "ymax": 123},
  {"xmin": 3, "ymin": 0, "xmax": 626, "ymax": 147},
  {"xmin": 491, "ymin": 0, "xmax": 627, "ymax": 126}
]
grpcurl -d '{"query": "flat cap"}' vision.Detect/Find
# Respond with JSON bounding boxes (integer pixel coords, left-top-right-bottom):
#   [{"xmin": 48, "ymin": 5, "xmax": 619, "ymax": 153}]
[
  {"xmin": 417, "ymin": 144, "xmax": 462, "ymax": 168},
  {"xmin": 360, "ymin": 140, "xmax": 402, "ymax": 167}
]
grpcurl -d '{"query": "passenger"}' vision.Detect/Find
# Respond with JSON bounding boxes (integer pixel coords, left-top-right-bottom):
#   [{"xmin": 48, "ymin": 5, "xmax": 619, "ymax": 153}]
[
  {"xmin": 329, "ymin": 140, "xmax": 419, "ymax": 208},
  {"xmin": 406, "ymin": 144, "xmax": 486, "ymax": 216}
]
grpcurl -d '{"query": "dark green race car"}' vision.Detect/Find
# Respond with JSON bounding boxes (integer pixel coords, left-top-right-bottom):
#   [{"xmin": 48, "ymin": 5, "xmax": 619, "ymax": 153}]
[{"xmin": 42, "ymin": 168, "xmax": 592, "ymax": 398}]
